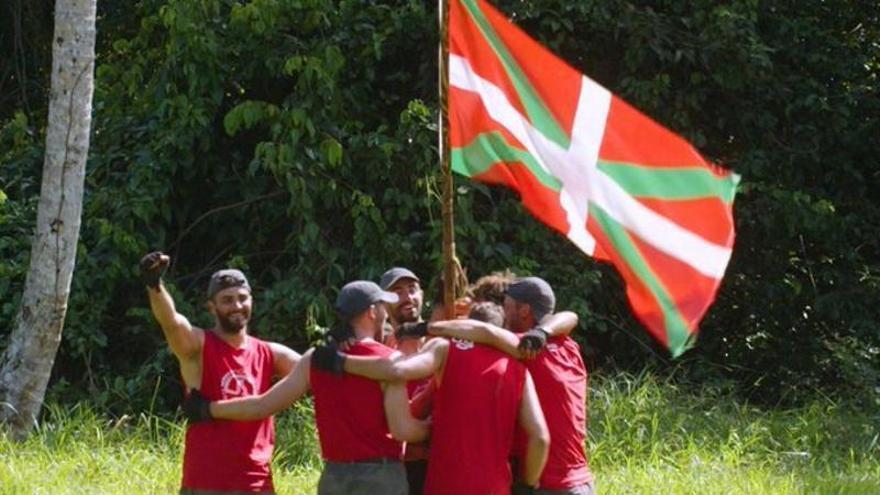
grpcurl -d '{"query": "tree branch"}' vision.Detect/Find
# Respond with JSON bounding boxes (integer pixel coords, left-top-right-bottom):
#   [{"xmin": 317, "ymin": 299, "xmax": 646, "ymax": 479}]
[{"xmin": 168, "ymin": 190, "xmax": 285, "ymax": 251}]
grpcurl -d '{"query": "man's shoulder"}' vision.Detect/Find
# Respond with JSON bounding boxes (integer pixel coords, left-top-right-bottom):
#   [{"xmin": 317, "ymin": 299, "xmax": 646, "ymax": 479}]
[
  {"xmin": 348, "ymin": 339, "xmax": 396, "ymax": 357},
  {"xmin": 530, "ymin": 339, "xmax": 587, "ymax": 376}
]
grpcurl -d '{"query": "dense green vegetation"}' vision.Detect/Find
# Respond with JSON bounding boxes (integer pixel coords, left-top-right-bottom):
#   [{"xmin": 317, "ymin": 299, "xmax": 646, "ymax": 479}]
[
  {"xmin": 1, "ymin": 373, "xmax": 877, "ymax": 494},
  {"xmin": 1, "ymin": 0, "xmax": 878, "ymax": 414}
]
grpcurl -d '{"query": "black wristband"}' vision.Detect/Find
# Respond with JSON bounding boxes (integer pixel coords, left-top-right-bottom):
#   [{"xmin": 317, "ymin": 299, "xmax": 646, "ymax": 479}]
[
  {"xmin": 512, "ymin": 481, "xmax": 537, "ymax": 495},
  {"xmin": 518, "ymin": 326, "xmax": 549, "ymax": 352},
  {"xmin": 182, "ymin": 389, "xmax": 213, "ymax": 423}
]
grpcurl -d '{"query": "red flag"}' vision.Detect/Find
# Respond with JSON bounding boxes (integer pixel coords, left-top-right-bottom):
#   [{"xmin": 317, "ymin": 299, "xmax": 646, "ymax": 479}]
[{"xmin": 448, "ymin": 0, "xmax": 739, "ymax": 356}]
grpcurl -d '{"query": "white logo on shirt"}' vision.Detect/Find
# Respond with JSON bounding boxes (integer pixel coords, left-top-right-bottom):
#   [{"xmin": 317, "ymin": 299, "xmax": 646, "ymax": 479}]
[
  {"xmin": 452, "ymin": 338, "xmax": 474, "ymax": 350},
  {"xmin": 546, "ymin": 343, "xmax": 560, "ymax": 353},
  {"xmin": 220, "ymin": 370, "xmax": 256, "ymax": 398}
]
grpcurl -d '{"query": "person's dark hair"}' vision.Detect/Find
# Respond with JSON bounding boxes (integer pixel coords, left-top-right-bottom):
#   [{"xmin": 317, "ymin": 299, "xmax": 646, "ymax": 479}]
[
  {"xmin": 468, "ymin": 301, "xmax": 505, "ymax": 327},
  {"xmin": 470, "ymin": 270, "xmax": 516, "ymax": 305},
  {"xmin": 328, "ymin": 318, "xmax": 354, "ymax": 341}
]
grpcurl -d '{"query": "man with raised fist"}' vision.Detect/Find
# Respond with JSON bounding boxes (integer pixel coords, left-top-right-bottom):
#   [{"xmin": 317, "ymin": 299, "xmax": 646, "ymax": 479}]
[
  {"xmin": 139, "ymin": 251, "xmax": 300, "ymax": 495},
  {"xmin": 184, "ymin": 280, "xmax": 428, "ymax": 495}
]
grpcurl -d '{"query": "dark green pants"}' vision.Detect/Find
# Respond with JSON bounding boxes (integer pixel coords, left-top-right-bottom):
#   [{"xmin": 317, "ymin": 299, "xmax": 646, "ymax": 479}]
[{"xmin": 318, "ymin": 460, "xmax": 407, "ymax": 495}]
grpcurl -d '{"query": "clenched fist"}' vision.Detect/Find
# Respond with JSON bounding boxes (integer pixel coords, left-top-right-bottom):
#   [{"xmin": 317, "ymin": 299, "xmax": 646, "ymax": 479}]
[{"xmin": 139, "ymin": 251, "xmax": 170, "ymax": 289}]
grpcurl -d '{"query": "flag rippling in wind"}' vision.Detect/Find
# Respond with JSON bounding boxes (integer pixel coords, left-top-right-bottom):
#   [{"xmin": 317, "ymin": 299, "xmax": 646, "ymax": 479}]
[{"xmin": 447, "ymin": 0, "xmax": 740, "ymax": 356}]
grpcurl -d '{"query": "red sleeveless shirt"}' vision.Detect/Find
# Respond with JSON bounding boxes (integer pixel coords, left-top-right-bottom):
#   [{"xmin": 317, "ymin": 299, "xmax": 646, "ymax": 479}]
[
  {"xmin": 517, "ymin": 335, "xmax": 593, "ymax": 489},
  {"xmin": 425, "ymin": 340, "xmax": 526, "ymax": 495},
  {"xmin": 182, "ymin": 331, "xmax": 275, "ymax": 492},
  {"xmin": 310, "ymin": 339, "xmax": 403, "ymax": 462}
]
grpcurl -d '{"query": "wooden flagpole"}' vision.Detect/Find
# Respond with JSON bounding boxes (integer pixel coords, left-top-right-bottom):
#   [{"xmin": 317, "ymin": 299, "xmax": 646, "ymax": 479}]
[{"xmin": 439, "ymin": 0, "xmax": 459, "ymax": 319}]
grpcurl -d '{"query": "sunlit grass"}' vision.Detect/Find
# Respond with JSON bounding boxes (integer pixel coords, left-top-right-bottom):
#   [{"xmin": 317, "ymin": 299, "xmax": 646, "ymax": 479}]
[
  {"xmin": 589, "ymin": 372, "xmax": 880, "ymax": 495},
  {"xmin": 1, "ymin": 372, "xmax": 878, "ymax": 494}
]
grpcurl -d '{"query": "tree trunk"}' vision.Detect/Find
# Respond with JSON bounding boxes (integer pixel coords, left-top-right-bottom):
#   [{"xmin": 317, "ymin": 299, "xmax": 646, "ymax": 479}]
[{"xmin": 0, "ymin": 0, "xmax": 96, "ymax": 440}]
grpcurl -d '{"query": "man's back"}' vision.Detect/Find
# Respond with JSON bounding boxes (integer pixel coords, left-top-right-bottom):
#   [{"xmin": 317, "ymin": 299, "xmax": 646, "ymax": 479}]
[
  {"xmin": 425, "ymin": 341, "xmax": 526, "ymax": 495},
  {"xmin": 522, "ymin": 335, "xmax": 592, "ymax": 490},
  {"xmin": 310, "ymin": 339, "xmax": 403, "ymax": 462}
]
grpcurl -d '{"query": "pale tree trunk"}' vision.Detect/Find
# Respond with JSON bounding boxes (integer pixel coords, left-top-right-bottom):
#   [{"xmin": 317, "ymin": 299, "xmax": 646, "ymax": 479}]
[{"xmin": 0, "ymin": 0, "xmax": 96, "ymax": 440}]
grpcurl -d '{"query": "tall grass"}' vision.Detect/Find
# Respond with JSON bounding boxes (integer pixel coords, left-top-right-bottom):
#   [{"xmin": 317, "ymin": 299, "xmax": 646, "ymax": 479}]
[
  {"xmin": 0, "ymin": 401, "xmax": 320, "ymax": 495},
  {"xmin": 1, "ymin": 372, "xmax": 878, "ymax": 494},
  {"xmin": 589, "ymin": 372, "xmax": 880, "ymax": 494}
]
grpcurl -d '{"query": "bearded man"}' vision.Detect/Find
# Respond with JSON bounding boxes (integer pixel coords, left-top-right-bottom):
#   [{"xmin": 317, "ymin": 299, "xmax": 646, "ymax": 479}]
[{"xmin": 140, "ymin": 251, "xmax": 300, "ymax": 495}]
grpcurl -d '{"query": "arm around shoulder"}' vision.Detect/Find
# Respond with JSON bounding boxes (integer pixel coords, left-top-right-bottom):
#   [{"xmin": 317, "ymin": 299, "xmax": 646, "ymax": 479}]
[
  {"xmin": 210, "ymin": 350, "xmax": 313, "ymax": 421},
  {"xmin": 538, "ymin": 310, "xmax": 578, "ymax": 338},
  {"xmin": 428, "ymin": 319, "xmax": 522, "ymax": 358},
  {"xmin": 344, "ymin": 338, "xmax": 447, "ymax": 382}
]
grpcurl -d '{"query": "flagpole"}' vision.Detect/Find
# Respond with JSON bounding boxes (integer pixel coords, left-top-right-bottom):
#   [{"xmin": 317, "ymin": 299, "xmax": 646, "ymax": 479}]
[{"xmin": 439, "ymin": 0, "xmax": 458, "ymax": 319}]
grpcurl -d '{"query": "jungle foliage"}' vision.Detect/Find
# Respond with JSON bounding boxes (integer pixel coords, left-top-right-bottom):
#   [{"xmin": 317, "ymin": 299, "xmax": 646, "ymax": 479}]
[{"xmin": 1, "ymin": 0, "xmax": 878, "ymax": 413}]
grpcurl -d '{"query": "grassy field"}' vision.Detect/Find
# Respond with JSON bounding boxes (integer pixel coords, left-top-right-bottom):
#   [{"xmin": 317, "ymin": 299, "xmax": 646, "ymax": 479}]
[{"xmin": 1, "ymin": 372, "xmax": 878, "ymax": 494}]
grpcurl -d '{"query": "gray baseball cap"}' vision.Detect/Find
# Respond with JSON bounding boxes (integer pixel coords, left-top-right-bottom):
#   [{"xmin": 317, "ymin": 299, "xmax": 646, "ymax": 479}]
[
  {"xmin": 507, "ymin": 276, "xmax": 555, "ymax": 321},
  {"xmin": 379, "ymin": 267, "xmax": 420, "ymax": 290},
  {"xmin": 336, "ymin": 280, "xmax": 399, "ymax": 320},
  {"xmin": 207, "ymin": 269, "xmax": 251, "ymax": 299}
]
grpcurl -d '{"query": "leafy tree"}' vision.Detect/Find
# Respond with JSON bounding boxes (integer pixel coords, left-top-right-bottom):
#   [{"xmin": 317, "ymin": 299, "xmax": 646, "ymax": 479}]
[
  {"xmin": 0, "ymin": 0, "xmax": 877, "ymax": 413},
  {"xmin": 0, "ymin": 0, "xmax": 97, "ymax": 439}
]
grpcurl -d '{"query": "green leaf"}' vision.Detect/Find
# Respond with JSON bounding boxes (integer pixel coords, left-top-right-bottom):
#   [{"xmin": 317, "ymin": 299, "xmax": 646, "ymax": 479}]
[
  {"xmin": 320, "ymin": 137, "xmax": 343, "ymax": 167},
  {"xmin": 223, "ymin": 100, "xmax": 279, "ymax": 136}
]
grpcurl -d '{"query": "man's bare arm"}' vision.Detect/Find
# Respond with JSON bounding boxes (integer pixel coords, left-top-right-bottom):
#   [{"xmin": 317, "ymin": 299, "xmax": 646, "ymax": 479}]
[
  {"xmin": 518, "ymin": 372, "xmax": 550, "ymax": 487},
  {"xmin": 141, "ymin": 252, "xmax": 203, "ymax": 360},
  {"xmin": 210, "ymin": 350, "xmax": 312, "ymax": 421},
  {"xmin": 343, "ymin": 338, "xmax": 448, "ymax": 382},
  {"xmin": 538, "ymin": 310, "xmax": 578, "ymax": 338},
  {"xmin": 384, "ymin": 382, "xmax": 430, "ymax": 443},
  {"xmin": 269, "ymin": 342, "xmax": 301, "ymax": 378},
  {"xmin": 428, "ymin": 319, "xmax": 522, "ymax": 359},
  {"xmin": 147, "ymin": 283, "xmax": 203, "ymax": 360}
]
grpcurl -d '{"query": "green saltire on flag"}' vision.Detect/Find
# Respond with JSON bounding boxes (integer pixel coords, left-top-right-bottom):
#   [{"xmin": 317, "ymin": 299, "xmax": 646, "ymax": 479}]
[{"xmin": 447, "ymin": 0, "xmax": 739, "ymax": 357}]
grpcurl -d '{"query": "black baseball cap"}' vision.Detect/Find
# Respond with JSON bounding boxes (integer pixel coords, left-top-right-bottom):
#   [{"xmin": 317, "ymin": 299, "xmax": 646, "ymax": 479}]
[
  {"xmin": 336, "ymin": 280, "xmax": 399, "ymax": 320},
  {"xmin": 379, "ymin": 267, "xmax": 420, "ymax": 290},
  {"xmin": 207, "ymin": 269, "xmax": 251, "ymax": 299},
  {"xmin": 507, "ymin": 276, "xmax": 555, "ymax": 321}
]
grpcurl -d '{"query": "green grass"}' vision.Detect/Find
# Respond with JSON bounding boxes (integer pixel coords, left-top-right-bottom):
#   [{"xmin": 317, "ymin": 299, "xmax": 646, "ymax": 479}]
[
  {"xmin": 1, "ymin": 372, "xmax": 878, "ymax": 494},
  {"xmin": 589, "ymin": 372, "xmax": 880, "ymax": 494}
]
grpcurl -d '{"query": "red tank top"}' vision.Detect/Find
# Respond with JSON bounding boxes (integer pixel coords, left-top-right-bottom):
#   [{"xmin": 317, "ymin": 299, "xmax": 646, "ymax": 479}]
[
  {"xmin": 425, "ymin": 340, "xmax": 526, "ymax": 495},
  {"xmin": 310, "ymin": 339, "xmax": 403, "ymax": 462},
  {"xmin": 182, "ymin": 332, "xmax": 275, "ymax": 492},
  {"xmin": 515, "ymin": 336, "xmax": 592, "ymax": 489}
]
